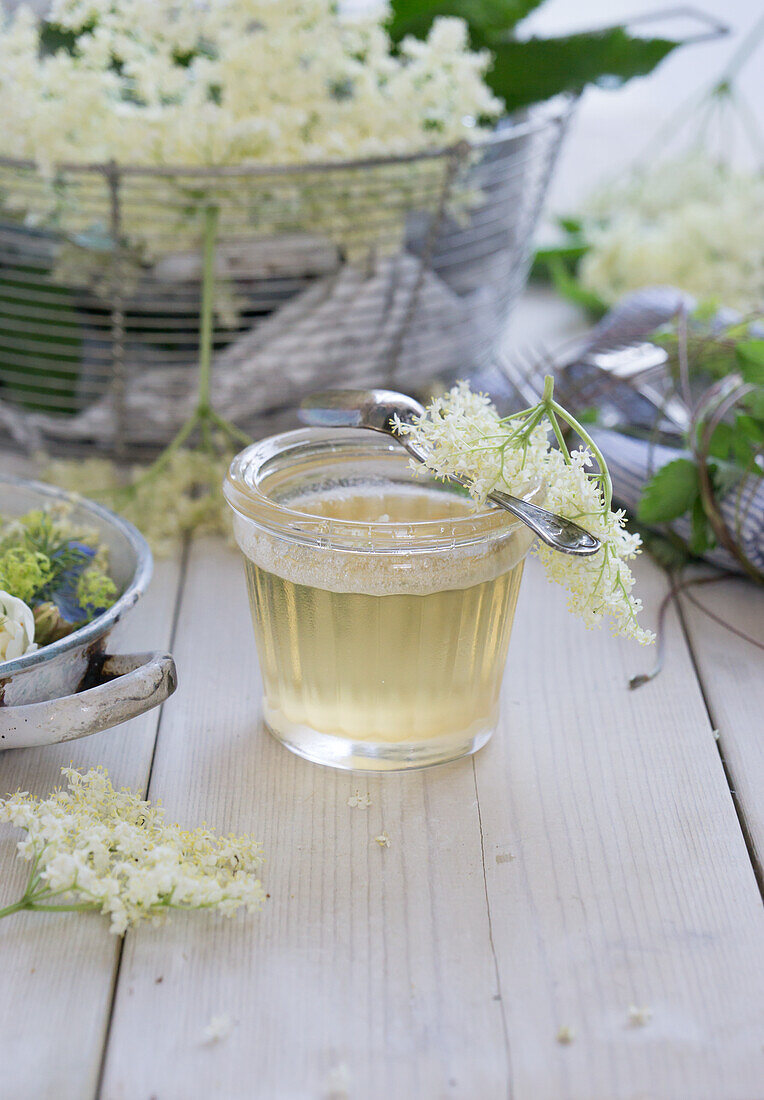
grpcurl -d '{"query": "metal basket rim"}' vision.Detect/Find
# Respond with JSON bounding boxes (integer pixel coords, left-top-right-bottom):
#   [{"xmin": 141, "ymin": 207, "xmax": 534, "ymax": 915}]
[{"xmin": 0, "ymin": 96, "xmax": 575, "ymax": 180}]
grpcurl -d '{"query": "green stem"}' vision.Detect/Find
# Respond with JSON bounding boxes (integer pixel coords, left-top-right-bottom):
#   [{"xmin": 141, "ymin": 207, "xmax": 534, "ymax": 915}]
[
  {"xmin": 26, "ymin": 902, "xmax": 99, "ymax": 914},
  {"xmin": 198, "ymin": 203, "xmax": 218, "ymax": 416},
  {"xmin": 504, "ymin": 406, "xmax": 544, "ymax": 448},
  {"xmin": 550, "ymin": 399, "xmax": 613, "ymax": 511},
  {"xmin": 0, "ymin": 898, "xmax": 29, "ymax": 920},
  {"xmin": 115, "ymin": 412, "xmax": 199, "ymax": 497},
  {"xmin": 538, "ymin": 373, "xmax": 611, "ymax": 508},
  {"xmin": 547, "ymin": 409, "xmax": 571, "ymax": 461},
  {"xmin": 497, "ymin": 405, "xmax": 537, "ymax": 424},
  {"xmin": 207, "ymin": 407, "xmax": 253, "ymax": 447}
]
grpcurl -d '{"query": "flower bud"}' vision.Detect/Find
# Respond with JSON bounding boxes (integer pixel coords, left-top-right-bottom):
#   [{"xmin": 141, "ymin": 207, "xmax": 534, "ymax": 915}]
[{"xmin": 33, "ymin": 601, "xmax": 71, "ymax": 647}]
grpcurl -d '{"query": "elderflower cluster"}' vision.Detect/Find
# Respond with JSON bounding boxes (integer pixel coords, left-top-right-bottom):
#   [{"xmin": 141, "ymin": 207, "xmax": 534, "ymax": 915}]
[
  {"xmin": 577, "ymin": 155, "xmax": 764, "ymax": 313},
  {"xmin": 0, "ymin": 0, "xmax": 501, "ymax": 272},
  {"xmin": 0, "ymin": 0, "xmax": 500, "ymax": 256},
  {"xmin": 396, "ymin": 382, "xmax": 654, "ymax": 645},
  {"xmin": 44, "ymin": 446, "xmax": 234, "ymax": 557},
  {"xmin": 0, "ymin": 0, "xmax": 499, "ymax": 170},
  {"xmin": 0, "ymin": 766, "xmax": 265, "ymax": 934}
]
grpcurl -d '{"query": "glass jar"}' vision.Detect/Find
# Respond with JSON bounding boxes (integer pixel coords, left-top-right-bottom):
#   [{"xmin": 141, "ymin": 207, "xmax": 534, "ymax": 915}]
[{"xmin": 224, "ymin": 429, "xmax": 536, "ymax": 771}]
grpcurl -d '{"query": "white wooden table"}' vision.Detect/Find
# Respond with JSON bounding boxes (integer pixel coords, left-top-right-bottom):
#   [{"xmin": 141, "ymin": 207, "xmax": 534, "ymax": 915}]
[{"xmin": 2, "ymin": 276, "xmax": 764, "ymax": 1100}]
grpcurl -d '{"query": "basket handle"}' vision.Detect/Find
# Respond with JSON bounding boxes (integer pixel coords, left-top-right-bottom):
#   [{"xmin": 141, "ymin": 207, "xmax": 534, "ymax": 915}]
[{"xmin": 0, "ymin": 651, "xmax": 177, "ymax": 751}]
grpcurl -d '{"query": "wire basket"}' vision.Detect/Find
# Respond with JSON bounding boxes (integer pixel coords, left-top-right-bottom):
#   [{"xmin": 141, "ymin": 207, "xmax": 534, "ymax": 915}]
[{"xmin": 0, "ymin": 97, "xmax": 573, "ymax": 458}]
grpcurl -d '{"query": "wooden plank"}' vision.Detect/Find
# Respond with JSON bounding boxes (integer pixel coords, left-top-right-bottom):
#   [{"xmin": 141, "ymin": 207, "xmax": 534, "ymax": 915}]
[
  {"xmin": 476, "ymin": 556, "xmax": 764, "ymax": 1100},
  {"xmin": 0, "ymin": 556, "xmax": 183, "ymax": 1100},
  {"xmin": 100, "ymin": 539, "xmax": 510, "ymax": 1100},
  {"xmin": 679, "ymin": 575, "xmax": 764, "ymax": 874},
  {"xmin": 100, "ymin": 542, "xmax": 764, "ymax": 1100}
]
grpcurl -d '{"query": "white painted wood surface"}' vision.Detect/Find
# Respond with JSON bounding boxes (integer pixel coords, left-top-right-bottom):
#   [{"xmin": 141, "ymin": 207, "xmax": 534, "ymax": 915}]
[
  {"xmin": 0, "ymin": 557, "xmax": 183, "ymax": 1100},
  {"xmin": 679, "ymin": 576, "xmax": 764, "ymax": 874},
  {"xmin": 0, "ymin": 537, "xmax": 747, "ymax": 1100},
  {"xmin": 100, "ymin": 541, "xmax": 510, "ymax": 1100},
  {"xmin": 2, "ymin": 276, "xmax": 763, "ymax": 1096},
  {"xmin": 476, "ymin": 559, "xmax": 764, "ymax": 1100}
]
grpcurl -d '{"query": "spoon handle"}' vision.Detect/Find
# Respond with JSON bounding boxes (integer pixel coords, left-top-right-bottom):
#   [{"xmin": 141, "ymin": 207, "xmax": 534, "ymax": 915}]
[
  {"xmin": 486, "ymin": 488, "xmax": 601, "ymax": 556},
  {"xmin": 400, "ymin": 439, "xmax": 600, "ymax": 557}
]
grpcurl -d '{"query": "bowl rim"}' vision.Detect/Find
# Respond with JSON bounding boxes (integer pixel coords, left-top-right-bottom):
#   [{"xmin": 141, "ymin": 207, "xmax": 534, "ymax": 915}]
[{"xmin": 0, "ymin": 475, "xmax": 153, "ymax": 678}]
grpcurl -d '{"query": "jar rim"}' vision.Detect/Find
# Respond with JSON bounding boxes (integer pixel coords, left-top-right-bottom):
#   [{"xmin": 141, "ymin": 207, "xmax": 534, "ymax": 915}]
[{"xmin": 224, "ymin": 428, "xmax": 539, "ymax": 553}]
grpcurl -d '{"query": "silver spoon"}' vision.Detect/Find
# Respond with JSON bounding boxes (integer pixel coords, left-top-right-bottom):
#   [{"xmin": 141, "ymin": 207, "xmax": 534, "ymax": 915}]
[{"xmin": 299, "ymin": 388, "xmax": 601, "ymax": 557}]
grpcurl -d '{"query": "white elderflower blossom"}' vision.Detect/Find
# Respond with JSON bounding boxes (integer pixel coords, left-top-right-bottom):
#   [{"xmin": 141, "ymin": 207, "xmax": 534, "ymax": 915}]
[
  {"xmin": 202, "ymin": 1012, "xmax": 236, "ymax": 1044},
  {"xmin": 577, "ymin": 155, "xmax": 764, "ymax": 313},
  {"xmin": 0, "ymin": 766, "xmax": 265, "ymax": 934},
  {"xmin": 0, "ymin": 0, "xmax": 501, "ymax": 255},
  {"xmin": 0, "ymin": 589, "xmax": 36, "ymax": 661},
  {"xmin": 0, "ymin": 2, "xmax": 501, "ymax": 204},
  {"xmin": 347, "ymin": 791, "xmax": 372, "ymax": 808},
  {"xmin": 627, "ymin": 1004, "xmax": 652, "ymax": 1027},
  {"xmin": 395, "ymin": 380, "xmax": 654, "ymax": 645}
]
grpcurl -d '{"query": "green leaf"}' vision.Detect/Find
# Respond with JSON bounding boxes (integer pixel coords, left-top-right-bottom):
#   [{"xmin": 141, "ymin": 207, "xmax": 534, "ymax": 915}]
[
  {"xmin": 558, "ymin": 216, "xmax": 584, "ymax": 235},
  {"xmin": 530, "ymin": 242, "xmax": 589, "ymax": 280},
  {"xmin": 709, "ymin": 459, "xmax": 742, "ymax": 498},
  {"xmin": 39, "ymin": 22, "xmax": 81, "ymax": 56},
  {"xmin": 736, "ymin": 340, "xmax": 764, "ymax": 386},
  {"xmin": 533, "ymin": 243, "xmax": 589, "ymax": 265},
  {"xmin": 706, "ymin": 421, "xmax": 735, "ymax": 461},
  {"xmin": 487, "ymin": 29, "xmax": 677, "ymax": 111},
  {"xmin": 638, "ymin": 458, "xmax": 699, "ymax": 524},
  {"xmin": 743, "ymin": 389, "xmax": 764, "ymax": 420},
  {"xmin": 387, "ymin": 0, "xmax": 543, "ymax": 44},
  {"xmin": 543, "ymin": 254, "xmax": 607, "ymax": 316},
  {"xmin": 387, "ymin": 4, "xmax": 678, "ymax": 110},
  {"xmin": 736, "ymin": 414, "xmax": 764, "ymax": 444}
]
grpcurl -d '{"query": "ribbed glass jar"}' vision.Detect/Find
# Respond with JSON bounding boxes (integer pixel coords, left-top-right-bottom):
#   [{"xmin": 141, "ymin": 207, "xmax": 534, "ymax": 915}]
[{"xmin": 224, "ymin": 429, "xmax": 535, "ymax": 771}]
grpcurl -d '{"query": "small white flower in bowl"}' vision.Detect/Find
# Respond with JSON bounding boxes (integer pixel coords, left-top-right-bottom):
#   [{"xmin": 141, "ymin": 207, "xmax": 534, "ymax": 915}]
[{"xmin": 0, "ymin": 590, "xmax": 37, "ymax": 661}]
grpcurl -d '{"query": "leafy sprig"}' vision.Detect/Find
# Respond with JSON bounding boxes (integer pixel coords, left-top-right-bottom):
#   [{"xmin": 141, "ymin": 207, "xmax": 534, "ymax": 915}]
[
  {"xmin": 387, "ymin": 0, "xmax": 678, "ymax": 112},
  {"xmin": 635, "ymin": 322, "xmax": 764, "ymax": 580}
]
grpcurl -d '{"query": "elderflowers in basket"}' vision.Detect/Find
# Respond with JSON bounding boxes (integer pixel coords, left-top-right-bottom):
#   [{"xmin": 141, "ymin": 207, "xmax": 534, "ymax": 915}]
[
  {"xmin": 223, "ymin": 379, "xmax": 653, "ymax": 773},
  {"xmin": 0, "ymin": 766, "xmax": 264, "ymax": 935}
]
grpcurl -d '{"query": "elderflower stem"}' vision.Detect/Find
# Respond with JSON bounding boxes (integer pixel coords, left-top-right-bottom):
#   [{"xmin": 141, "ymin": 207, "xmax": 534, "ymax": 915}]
[
  {"xmin": 115, "ymin": 413, "xmax": 199, "ymax": 497},
  {"xmin": 540, "ymin": 375, "xmax": 609, "ymax": 502},
  {"xmin": 550, "ymin": 400, "xmax": 613, "ymax": 511},
  {"xmin": 26, "ymin": 902, "xmax": 99, "ymax": 913},
  {"xmin": 546, "ymin": 408, "xmax": 571, "ymax": 461},
  {"xmin": 197, "ymin": 203, "xmax": 218, "ymax": 418},
  {"xmin": 0, "ymin": 878, "xmax": 89, "ymax": 921},
  {"xmin": 0, "ymin": 898, "xmax": 28, "ymax": 919},
  {"xmin": 86, "ymin": 200, "xmax": 250, "ymax": 506},
  {"xmin": 207, "ymin": 407, "xmax": 253, "ymax": 447}
]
